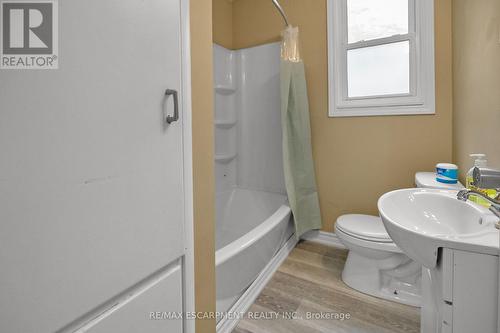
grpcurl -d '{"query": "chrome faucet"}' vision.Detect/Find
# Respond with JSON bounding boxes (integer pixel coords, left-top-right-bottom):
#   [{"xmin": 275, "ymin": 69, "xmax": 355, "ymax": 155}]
[
  {"xmin": 457, "ymin": 167, "xmax": 500, "ymax": 226},
  {"xmin": 457, "ymin": 189, "xmax": 500, "ymax": 218}
]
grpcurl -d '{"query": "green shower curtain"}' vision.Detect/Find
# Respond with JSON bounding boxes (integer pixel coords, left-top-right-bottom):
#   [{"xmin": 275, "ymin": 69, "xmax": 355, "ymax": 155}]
[{"xmin": 280, "ymin": 58, "xmax": 322, "ymax": 238}]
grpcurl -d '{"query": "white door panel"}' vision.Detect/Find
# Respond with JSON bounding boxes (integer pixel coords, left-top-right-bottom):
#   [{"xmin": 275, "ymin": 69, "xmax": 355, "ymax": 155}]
[
  {"xmin": 0, "ymin": 0, "xmax": 185, "ymax": 332},
  {"xmin": 87, "ymin": 264, "xmax": 183, "ymax": 333}
]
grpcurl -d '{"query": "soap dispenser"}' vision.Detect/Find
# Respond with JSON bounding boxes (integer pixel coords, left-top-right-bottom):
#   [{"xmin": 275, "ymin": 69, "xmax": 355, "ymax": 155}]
[{"xmin": 466, "ymin": 154, "xmax": 498, "ymax": 206}]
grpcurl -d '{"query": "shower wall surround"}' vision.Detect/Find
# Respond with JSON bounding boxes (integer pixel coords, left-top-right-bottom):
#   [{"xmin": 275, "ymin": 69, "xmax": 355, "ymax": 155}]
[
  {"xmin": 213, "ymin": 43, "xmax": 293, "ymax": 321},
  {"xmin": 214, "ymin": 44, "xmax": 238, "ymax": 194},
  {"xmin": 213, "ymin": 43, "xmax": 286, "ymax": 196}
]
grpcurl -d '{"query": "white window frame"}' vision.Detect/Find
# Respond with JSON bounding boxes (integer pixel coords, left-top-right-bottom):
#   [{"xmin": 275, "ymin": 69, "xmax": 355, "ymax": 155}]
[{"xmin": 327, "ymin": 0, "xmax": 435, "ymax": 117}]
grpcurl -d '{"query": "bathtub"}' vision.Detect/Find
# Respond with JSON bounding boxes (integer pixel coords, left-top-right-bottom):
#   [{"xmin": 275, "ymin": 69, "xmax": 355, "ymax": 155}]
[{"xmin": 215, "ymin": 188, "xmax": 294, "ymax": 315}]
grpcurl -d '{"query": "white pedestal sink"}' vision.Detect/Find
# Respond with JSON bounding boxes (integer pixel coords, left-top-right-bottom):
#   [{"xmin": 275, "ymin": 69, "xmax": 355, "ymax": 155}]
[
  {"xmin": 378, "ymin": 189, "xmax": 499, "ymax": 268},
  {"xmin": 378, "ymin": 189, "xmax": 500, "ymax": 333}
]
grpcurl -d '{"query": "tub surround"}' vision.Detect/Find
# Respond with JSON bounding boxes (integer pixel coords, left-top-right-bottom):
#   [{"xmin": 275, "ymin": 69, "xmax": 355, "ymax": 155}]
[
  {"xmin": 213, "ymin": 42, "xmax": 294, "ymax": 318},
  {"xmin": 213, "ymin": 43, "xmax": 285, "ymax": 195}
]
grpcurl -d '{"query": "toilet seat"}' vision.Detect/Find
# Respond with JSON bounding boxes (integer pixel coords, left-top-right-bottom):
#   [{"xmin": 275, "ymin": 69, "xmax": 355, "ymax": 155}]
[
  {"xmin": 335, "ymin": 224, "xmax": 402, "ymax": 254},
  {"xmin": 336, "ymin": 214, "xmax": 392, "ymax": 243}
]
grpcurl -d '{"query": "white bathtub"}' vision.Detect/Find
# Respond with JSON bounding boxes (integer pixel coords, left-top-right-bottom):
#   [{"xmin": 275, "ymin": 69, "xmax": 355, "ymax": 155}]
[{"xmin": 215, "ymin": 188, "xmax": 294, "ymax": 314}]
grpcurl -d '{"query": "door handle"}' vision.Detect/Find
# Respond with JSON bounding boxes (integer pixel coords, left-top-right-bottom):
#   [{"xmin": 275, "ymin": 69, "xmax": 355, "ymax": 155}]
[{"xmin": 165, "ymin": 89, "xmax": 179, "ymax": 124}]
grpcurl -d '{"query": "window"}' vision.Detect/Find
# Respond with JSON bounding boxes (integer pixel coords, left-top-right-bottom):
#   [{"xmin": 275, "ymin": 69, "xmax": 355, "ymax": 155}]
[{"xmin": 327, "ymin": 0, "xmax": 435, "ymax": 117}]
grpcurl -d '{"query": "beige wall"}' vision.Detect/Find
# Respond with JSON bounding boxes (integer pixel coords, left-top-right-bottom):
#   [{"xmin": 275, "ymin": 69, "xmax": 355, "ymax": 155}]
[
  {"xmin": 213, "ymin": 0, "xmax": 233, "ymax": 49},
  {"xmin": 191, "ymin": 1, "xmax": 216, "ymax": 332},
  {"xmin": 226, "ymin": 0, "xmax": 454, "ymax": 231},
  {"xmin": 453, "ymin": 0, "xmax": 500, "ymax": 179}
]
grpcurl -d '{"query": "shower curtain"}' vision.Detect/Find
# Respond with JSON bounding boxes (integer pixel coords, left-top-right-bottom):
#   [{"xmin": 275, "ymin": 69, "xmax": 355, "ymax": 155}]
[{"xmin": 280, "ymin": 26, "xmax": 322, "ymax": 238}]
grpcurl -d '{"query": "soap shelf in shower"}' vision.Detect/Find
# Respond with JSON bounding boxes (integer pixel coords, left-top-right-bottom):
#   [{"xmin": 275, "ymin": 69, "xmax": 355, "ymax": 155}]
[
  {"xmin": 215, "ymin": 120, "xmax": 237, "ymax": 129},
  {"xmin": 215, "ymin": 85, "xmax": 236, "ymax": 95},
  {"xmin": 215, "ymin": 153, "xmax": 237, "ymax": 163}
]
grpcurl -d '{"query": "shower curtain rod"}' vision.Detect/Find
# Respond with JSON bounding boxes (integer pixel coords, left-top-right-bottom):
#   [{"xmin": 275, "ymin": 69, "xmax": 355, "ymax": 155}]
[{"xmin": 271, "ymin": 0, "xmax": 290, "ymax": 27}]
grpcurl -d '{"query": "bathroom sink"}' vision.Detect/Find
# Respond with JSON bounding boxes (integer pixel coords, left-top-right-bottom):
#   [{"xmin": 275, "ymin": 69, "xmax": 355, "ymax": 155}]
[{"xmin": 378, "ymin": 189, "xmax": 499, "ymax": 268}]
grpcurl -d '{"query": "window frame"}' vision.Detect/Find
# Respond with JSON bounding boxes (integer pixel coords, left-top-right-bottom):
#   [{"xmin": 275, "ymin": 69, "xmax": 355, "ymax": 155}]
[{"xmin": 327, "ymin": 0, "xmax": 436, "ymax": 117}]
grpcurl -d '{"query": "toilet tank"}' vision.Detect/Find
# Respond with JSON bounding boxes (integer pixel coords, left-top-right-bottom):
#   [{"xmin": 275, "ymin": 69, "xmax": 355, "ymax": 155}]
[{"xmin": 415, "ymin": 172, "xmax": 464, "ymax": 190}]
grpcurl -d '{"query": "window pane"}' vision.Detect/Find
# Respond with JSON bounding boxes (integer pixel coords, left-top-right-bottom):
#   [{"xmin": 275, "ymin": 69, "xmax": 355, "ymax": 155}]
[
  {"xmin": 347, "ymin": 41, "xmax": 410, "ymax": 98},
  {"xmin": 348, "ymin": 0, "xmax": 408, "ymax": 44}
]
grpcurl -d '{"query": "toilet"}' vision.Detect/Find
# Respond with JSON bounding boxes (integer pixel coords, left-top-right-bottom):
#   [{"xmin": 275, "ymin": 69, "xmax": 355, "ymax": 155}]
[{"xmin": 335, "ymin": 172, "xmax": 464, "ymax": 307}]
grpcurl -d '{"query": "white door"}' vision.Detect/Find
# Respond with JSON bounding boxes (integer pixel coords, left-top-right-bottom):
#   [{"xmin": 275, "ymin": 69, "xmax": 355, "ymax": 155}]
[{"xmin": 0, "ymin": 1, "xmax": 187, "ymax": 332}]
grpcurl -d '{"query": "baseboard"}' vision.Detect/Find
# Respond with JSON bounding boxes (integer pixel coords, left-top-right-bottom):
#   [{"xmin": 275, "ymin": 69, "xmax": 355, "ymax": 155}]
[
  {"xmin": 216, "ymin": 235, "xmax": 298, "ymax": 333},
  {"xmin": 300, "ymin": 230, "xmax": 346, "ymax": 249}
]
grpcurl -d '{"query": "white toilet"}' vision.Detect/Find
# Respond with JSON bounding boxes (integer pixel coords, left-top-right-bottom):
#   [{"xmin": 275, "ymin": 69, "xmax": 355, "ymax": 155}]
[{"xmin": 335, "ymin": 172, "xmax": 464, "ymax": 307}]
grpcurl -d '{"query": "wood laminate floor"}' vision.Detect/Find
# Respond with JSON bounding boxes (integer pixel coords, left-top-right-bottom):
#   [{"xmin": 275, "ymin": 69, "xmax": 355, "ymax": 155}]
[{"xmin": 233, "ymin": 241, "xmax": 420, "ymax": 333}]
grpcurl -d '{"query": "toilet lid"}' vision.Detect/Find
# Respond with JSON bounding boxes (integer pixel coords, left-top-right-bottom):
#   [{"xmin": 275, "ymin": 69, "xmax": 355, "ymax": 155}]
[{"xmin": 336, "ymin": 214, "xmax": 393, "ymax": 243}]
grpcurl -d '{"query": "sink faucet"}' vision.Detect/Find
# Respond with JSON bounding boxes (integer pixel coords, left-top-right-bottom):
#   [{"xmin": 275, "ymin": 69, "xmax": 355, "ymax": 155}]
[
  {"xmin": 457, "ymin": 167, "xmax": 500, "ymax": 226},
  {"xmin": 457, "ymin": 189, "xmax": 500, "ymax": 217}
]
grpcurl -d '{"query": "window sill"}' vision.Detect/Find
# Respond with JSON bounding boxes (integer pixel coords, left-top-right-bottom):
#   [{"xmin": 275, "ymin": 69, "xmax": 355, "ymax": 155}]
[{"xmin": 329, "ymin": 104, "xmax": 435, "ymax": 117}]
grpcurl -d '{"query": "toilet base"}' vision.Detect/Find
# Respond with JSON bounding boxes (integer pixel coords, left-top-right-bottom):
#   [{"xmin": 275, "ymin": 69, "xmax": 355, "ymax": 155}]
[{"xmin": 341, "ymin": 251, "xmax": 422, "ymax": 307}]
